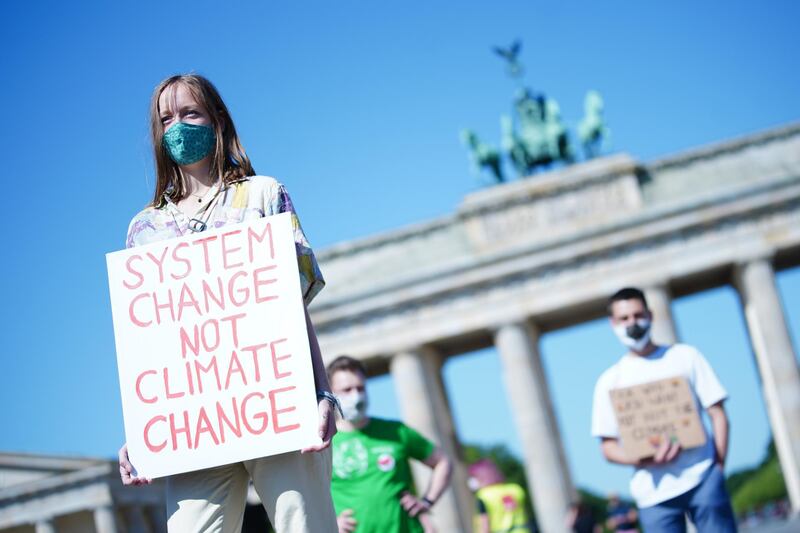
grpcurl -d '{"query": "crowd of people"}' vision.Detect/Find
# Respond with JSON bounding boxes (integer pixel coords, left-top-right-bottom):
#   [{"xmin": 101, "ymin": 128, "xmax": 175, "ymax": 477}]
[{"xmin": 116, "ymin": 73, "xmax": 741, "ymax": 532}]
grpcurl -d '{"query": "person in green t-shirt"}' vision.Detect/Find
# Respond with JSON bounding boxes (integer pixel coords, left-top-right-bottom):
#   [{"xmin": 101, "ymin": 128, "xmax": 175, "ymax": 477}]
[{"xmin": 327, "ymin": 356, "xmax": 453, "ymax": 533}]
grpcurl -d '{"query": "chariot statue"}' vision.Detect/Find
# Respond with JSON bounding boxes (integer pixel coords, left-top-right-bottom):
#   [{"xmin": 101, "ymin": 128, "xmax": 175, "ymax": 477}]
[
  {"xmin": 461, "ymin": 40, "xmax": 609, "ymax": 184},
  {"xmin": 461, "ymin": 129, "xmax": 504, "ymax": 183},
  {"xmin": 578, "ymin": 90, "xmax": 611, "ymax": 159},
  {"xmin": 510, "ymin": 88, "xmax": 574, "ymax": 174}
]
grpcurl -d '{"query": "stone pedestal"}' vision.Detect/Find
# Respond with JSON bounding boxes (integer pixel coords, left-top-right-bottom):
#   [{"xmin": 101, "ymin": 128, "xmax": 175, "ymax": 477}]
[
  {"xmin": 735, "ymin": 258, "xmax": 800, "ymax": 513},
  {"xmin": 391, "ymin": 348, "xmax": 473, "ymax": 532},
  {"xmin": 495, "ymin": 322, "xmax": 574, "ymax": 533}
]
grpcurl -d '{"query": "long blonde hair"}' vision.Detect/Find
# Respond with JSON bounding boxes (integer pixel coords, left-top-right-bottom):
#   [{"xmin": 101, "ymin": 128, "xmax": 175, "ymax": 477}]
[{"xmin": 148, "ymin": 74, "xmax": 255, "ymax": 206}]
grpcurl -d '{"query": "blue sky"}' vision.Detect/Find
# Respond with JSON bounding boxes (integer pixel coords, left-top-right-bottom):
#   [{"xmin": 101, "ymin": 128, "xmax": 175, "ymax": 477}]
[{"xmin": 1, "ymin": 1, "xmax": 798, "ymax": 498}]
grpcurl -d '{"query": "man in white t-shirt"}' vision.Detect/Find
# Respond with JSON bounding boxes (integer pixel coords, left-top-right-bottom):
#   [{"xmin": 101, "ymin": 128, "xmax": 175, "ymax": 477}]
[{"xmin": 592, "ymin": 287, "xmax": 737, "ymax": 532}]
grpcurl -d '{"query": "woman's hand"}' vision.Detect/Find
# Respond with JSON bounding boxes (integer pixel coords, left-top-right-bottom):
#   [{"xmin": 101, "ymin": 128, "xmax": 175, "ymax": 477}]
[
  {"xmin": 301, "ymin": 398, "xmax": 337, "ymax": 453},
  {"xmin": 118, "ymin": 444, "xmax": 152, "ymax": 486}
]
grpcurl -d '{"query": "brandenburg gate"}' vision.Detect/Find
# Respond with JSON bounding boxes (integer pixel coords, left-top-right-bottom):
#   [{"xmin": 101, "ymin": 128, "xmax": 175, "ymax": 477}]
[{"xmin": 311, "ymin": 122, "xmax": 800, "ymax": 533}]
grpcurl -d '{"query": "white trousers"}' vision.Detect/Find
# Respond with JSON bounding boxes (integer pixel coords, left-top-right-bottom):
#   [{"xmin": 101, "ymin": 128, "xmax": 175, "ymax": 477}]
[{"xmin": 165, "ymin": 449, "xmax": 337, "ymax": 533}]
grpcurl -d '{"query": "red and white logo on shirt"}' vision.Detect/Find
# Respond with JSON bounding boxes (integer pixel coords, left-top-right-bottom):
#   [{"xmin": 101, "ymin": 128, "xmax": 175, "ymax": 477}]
[{"xmin": 377, "ymin": 453, "xmax": 396, "ymax": 472}]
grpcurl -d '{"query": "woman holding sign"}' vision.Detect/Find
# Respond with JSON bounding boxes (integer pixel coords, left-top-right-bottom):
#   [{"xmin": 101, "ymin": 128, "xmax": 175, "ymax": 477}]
[{"xmin": 118, "ymin": 74, "xmax": 339, "ymax": 533}]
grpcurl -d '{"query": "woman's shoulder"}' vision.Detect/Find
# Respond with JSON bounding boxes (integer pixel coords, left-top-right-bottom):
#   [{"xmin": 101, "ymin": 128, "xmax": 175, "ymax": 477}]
[
  {"xmin": 128, "ymin": 204, "xmax": 170, "ymax": 230},
  {"xmin": 127, "ymin": 205, "xmax": 157, "ymax": 232},
  {"xmin": 128, "ymin": 205, "xmax": 159, "ymax": 222},
  {"xmin": 125, "ymin": 205, "xmax": 166, "ymax": 248},
  {"xmin": 240, "ymin": 175, "xmax": 284, "ymax": 192}
]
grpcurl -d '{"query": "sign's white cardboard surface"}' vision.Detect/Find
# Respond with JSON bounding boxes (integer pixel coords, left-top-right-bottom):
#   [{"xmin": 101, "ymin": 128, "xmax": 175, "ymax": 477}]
[{"xmin": 107, "ymin": 213, "xmax": 319, "ymax": 479}]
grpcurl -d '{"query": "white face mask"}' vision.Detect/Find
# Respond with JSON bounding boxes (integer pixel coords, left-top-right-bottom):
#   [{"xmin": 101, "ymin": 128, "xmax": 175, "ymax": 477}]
[
  {"xmin": 338, "ymin": 391, "xmax": 368, "ymax": 423},
  {"xmin": 613, "ymin": 318, "xmax": 652, "ymax": 352}
]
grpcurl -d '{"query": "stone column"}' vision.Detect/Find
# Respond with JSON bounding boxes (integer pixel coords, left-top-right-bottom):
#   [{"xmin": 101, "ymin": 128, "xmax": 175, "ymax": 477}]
[
  {"xmin": 391, "ymin": 347, "xmax": 473, "ymax": 532},
  {"xmin": 35, "ymin": 519, "xmax": 56, "ymax": 533},
  {"xmin": 93, "ymin": 505, "xmax": 119, "ymax": 533},
  {"xmin": 644, "ymin": 284, "xmax": 679, "ymax": 345},
  {"xmin": 734, "ymin": 258, "xmax": 800, "ymax": 513},
  {"xmin": 125, "ymin": 505, "xmax": 151, "ymax": 533},
  {"xmin": 494, "ymin": 321, "xmax": 574, "ymax": 533},
  {"xmin": 146, "ymin": 505, "xmax": 168, "ymax": 533}
]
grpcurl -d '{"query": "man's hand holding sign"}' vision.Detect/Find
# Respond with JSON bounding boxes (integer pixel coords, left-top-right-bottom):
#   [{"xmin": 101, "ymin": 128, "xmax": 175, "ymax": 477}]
[{"xmin": 108, "ymin": 213, "xmax": 325, "ymax": 480}]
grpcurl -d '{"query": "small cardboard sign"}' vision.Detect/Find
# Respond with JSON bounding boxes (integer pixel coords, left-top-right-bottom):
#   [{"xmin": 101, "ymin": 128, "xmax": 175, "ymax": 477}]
[
  {"xmin": 609, "ymin": 376, "xmax": 706, "ymax": 461},
  {"xmin": 106, "ymin": 213, "xmax": 319, "ymax": 479}
]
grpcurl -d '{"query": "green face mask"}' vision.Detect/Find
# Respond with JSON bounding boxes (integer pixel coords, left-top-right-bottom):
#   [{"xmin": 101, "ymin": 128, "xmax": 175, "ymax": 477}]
[{"xmin": 162, "ymin": 123, "xmax": 216, "ymax": 165}]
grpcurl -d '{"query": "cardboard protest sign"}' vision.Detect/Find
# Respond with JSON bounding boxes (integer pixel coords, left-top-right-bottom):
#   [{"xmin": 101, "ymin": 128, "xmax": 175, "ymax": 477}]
[
  {"xmin": 107, "ymin": 213, "xmax": 319, "ymax": 479},
  {"xmin": 609, "ymin": 376, "xmax": 706, "ymax": 461}
]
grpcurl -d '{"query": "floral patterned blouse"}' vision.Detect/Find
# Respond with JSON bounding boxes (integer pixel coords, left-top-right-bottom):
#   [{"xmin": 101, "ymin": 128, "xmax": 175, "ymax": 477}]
[{"xmin": 125, "ymin": 175, "xmax": 325, "ymax": 305}]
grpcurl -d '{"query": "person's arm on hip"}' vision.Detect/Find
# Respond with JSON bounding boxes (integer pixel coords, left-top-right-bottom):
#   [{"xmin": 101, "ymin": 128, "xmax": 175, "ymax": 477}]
[{"xmin": 400, "ymin": 448, "xmax": 452, "ymax": 517}]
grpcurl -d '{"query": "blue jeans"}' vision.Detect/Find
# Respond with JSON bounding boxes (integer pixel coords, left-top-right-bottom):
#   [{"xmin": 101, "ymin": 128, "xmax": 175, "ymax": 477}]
[{"xmin": 639, "ymin": 465, "xmax": 737, "ymax": 532}]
